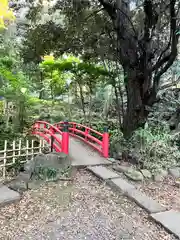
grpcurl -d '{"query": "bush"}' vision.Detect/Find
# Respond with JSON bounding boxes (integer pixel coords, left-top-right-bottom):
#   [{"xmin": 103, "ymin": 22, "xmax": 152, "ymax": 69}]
[
  {"xmin": 0, "ymin": 101, "xmax": 4, "ymax": 114},
  {"xmin": 109, "ymin": 120, "xmax": 180, "ymax": 173},
  {"xmin": 28, "ymin": 97, "xmax": 53, "ymax": 106},
  {"xmin": 127, "ymin": 124, "xmax": 180, "ymax": 173}
]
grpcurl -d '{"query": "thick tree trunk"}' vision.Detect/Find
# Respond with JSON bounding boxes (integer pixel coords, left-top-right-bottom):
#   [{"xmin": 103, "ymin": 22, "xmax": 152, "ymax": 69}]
[
  {"xmin": 39, "ymin": 71, "xmax": 44, "ymax": 99},
  {"xmin": 122, "ymin": 70, "xmax": 150, "ymax": 138},
  {"xmin": 78, "ymin": 82, "xmax": 86, "ymax": 117},
  {"xmin": 114, "ymin": 85, "xmax": 122, "ymax": 129}
]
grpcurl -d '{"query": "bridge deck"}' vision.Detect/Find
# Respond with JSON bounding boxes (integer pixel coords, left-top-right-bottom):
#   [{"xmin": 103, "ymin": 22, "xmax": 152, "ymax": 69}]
[
  {"xmin": 55, "ymin": 134, "xmax": 113, "ymax": 166},
  {"xmin": 69, "ymin": 137, "xmax": 113, "ymax": 166}
]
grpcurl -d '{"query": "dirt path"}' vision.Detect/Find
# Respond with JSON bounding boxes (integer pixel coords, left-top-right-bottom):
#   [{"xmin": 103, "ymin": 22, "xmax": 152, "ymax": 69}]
[{"xmin": 0, "ymin": 170, "xmax": 177, "ymax": 240}]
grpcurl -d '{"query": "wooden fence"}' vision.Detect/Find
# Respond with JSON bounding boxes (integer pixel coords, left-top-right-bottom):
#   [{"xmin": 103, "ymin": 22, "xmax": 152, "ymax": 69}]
[{"xmin": 0, "ymin": 139, "xmax": 45, "ymax": 177}]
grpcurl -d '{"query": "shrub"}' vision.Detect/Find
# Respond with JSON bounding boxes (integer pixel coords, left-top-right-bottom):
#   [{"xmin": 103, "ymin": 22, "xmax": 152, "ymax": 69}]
[{"xmin": 127, "ymin": 123, "xmax": 180, "ymax": 173}]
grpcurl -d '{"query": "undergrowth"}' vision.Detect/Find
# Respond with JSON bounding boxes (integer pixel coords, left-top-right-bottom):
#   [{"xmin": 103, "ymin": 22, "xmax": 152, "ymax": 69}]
[{"xmin": 110, "ymin": 121, "xmax": 180, "ymax": 173}]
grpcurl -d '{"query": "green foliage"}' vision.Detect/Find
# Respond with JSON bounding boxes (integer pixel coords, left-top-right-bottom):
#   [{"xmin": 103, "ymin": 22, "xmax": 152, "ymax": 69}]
[
  {"xmin": 6, "ymin": 157, "xmax": 24, "ymax": 175},
  {"xmin": 28, "ymin": 97, "xmax": 55, "ymax": 106},
  {"xmin": 0, "ymin": 123, "xmax": 22, "ymax": 150},
  {"xmin": 113, "ymin": 123, "xmax": 180, "ymax": 173},
  {"xmin": 35, "ymin": 166, "xmax": 58, "ymax": 180},
  {"xmin": 131, "ymin": 127, "xmax": 180, "ymax": 173},
  {"xmin": 0, "ymin": 55, "xmax": 29, "ymax": 100},
  {"xmin": 34, "ymin": 165, "xmax": 71, "ymax": 181},
  {"xmin": 40, "ymin": 55, "xmax": 112, "ymax": 95},
  {"xmin": 0, "ymin": 101, "xmax": 3, "ymax": 113}
]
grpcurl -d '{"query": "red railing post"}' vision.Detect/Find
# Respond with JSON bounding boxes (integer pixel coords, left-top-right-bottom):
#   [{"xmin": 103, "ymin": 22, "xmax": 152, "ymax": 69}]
[
  {"xmin": 72, "ymin": 123, "xmax": 76, "ymax": 134},
  {"xmin": 85, "ymin": 127, "xmax": 89, "ymax": 141},
  {"xmin": 102, "ymin": 126, "xmax": 109, "ymax": 158},
  {"xmin": 49, "ymin": 126, "xmax": 55, "ymax": 134},
  {"xmin": 62, "ymin": 121, "xmax": 69, "ymax": 154}
]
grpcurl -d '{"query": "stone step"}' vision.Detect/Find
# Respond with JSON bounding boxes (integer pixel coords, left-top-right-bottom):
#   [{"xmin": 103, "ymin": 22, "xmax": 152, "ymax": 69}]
[
  {"xmin": 151, "ymin": 210, "xmax": 180, "ymax": 239},
  {"xmin": 87, "ymin": 166, "xmax": 120, "ymax": 180},
  {"xmin": 0, "ymin": 185, "xmax": 20, "ymax": 208},
  {"xmin": 126, "ymin": 189, "xmax": 166, "ymax": 214}
]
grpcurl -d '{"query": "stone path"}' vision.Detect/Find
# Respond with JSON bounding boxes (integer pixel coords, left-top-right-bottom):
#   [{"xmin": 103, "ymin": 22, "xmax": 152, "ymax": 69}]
[
  {"xmin": 88, "ymin": 165, "xmax": 180, "ymax": 239},
  {"xmin": 0, "ymin": 132, "xmax": 180, "ymax": 239},
  {"xmin": 0, "ymin": 170, "xmax": 176, "ymax": 240},
  {"xmin": 0, "ymin": 185, "xmax": 20, "ymax": 207},
  {"xmin": 151, "ymin": 210, "xmax": 180, "ymax": 238}
]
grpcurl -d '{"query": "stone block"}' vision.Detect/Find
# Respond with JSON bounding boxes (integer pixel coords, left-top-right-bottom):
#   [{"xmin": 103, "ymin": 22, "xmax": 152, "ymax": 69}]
[
  {"xmin": 107, "ymin": 178, "xmax": 135, "ymax": 193},
  {"xmin": 168, "ymin": 167, "xmax": 180, "ymax": 178},
  {"xmin": 0, "ymin": 185, "xmax": 20, "ymax": 207},
  {"xmin": 151, "ymin": 210, "xmax": 180, "ymax": 238},
  {"xmin": 87, "ymin": 166, "xmax": 120, "ymax": 180},
  {"xmin": 126, "ymin": 189, "xmax": 166, "ymax": 213},
  {"xmin": 113, "ymin": 165, "xmax": 130, "ymax": 173},
  {"xmin": 124, "ymin": 169, "xmax": 144, "ymax": 181}
]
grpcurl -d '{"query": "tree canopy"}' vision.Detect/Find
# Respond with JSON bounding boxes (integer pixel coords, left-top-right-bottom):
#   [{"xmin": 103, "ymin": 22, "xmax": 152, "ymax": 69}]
[
  {"xmin": 0, "ymin": 0, "xmax": 15, "ymax": 29},
  {"xmin": 2, "ymin": 0, "xmax": 180, "ymax": 138}
]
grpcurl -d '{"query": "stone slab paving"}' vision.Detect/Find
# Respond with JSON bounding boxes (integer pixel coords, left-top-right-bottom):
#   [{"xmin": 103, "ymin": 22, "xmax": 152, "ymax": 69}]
[
  {"xmin": 107, "ymin": 177, "xmax": 135, "ymax": 192},
  {"xmin": 88, "ymin": 166, "xmax": 180, "ymax": 238},
  {"xmin": 126, "ymin": 189, "xmax": 166, "ymax": 213},
  {"xmin": 89, "ymin": 167, "xmax": 166, "ymax": 213},
  {"xmin": 87, "ymin": 165, "xmax": 120, "ymax": 179},
  {"xmin": 151, "ymin": 210, "xmax": 180, "ymax": 239},
  {"xmin": 0, "ymin": 185, "xmax": 20, "ymax": 207}
]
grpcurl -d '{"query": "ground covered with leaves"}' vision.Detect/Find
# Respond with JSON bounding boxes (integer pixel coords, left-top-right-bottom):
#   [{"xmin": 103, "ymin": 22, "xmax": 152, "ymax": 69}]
[
  {"xmin": 137, "ymin": 176, "xmax": 180, "ymax": 211},
  {"xmin": 0, "ymin": 170, "xmax": 177, "ymax": 240}
]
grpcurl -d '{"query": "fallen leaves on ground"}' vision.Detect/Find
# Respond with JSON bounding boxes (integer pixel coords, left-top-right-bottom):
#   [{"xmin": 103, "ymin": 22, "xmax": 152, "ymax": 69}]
[{"xmin": 0, "ymin": 170, "xmax": 177, "ymax": 240}]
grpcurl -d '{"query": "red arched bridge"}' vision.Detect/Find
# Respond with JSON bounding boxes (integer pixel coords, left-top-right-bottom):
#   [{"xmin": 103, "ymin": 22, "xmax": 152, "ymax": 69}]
[{"xmin": 32, "ymin": 121, "xmax": 112, "ymax": 166}]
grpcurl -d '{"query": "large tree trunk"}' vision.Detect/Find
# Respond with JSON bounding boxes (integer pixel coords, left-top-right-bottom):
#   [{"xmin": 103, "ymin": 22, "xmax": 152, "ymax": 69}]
[
  {"xmin": 114, "ymin": 85, "xmax": 122, "ymax": 129},
  {"xmin": 98, "ymin": 0, "xmax": 179, "ymax": 138},
  {"xmin": 122, "ymin": 69, "xmax": 150, "ymax": 138},
  {"xmin": 78, "ymin": 82, "xmax": 86, "ymax": 117}
]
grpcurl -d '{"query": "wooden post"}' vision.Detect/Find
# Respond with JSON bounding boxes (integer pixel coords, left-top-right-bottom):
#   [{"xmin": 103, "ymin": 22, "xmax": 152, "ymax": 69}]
[
  {"xmin": 39, "ymin": 140, "xmax": 42, "ymax": 153},
  {"xmin": 12, "ymin": 140, "xmax": 16, "ymax": 165},
  {"xmin": 31, "ymin": 140, "xmax": 34, "ymax": 160},
  {"xmin": 26, "ymin": 140, "xmax": 29, "ymax": 161},
  {"xmin": 3, "ymin": 140, "xmax": 7, "ymax": 178},
  {"xmin": 18, "ymin": 139, "xmax": 21, "ymax": 157}
]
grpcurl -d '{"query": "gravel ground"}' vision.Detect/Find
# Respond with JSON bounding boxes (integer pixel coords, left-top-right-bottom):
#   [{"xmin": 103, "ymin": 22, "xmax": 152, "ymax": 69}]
[
  {"xmin": 109, "ymin": 163, "xmax": 180, "ymax": 212},
  {"xmin": 136, "ymin": 176, "xmax": 180, "ymax": 211},
  {"xmin": 0, "ymin": 169, "xmax": 177, "ymax": 240}
]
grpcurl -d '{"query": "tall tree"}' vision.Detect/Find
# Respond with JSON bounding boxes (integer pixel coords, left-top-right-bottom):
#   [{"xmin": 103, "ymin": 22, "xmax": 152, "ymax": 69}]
[
  {"xmin": 98, "ymin": 0, "xmax": 180, "ymax": 137},
  {"xmin": 18, "ymin": 0, "xmax": 180, "ymax": 137}
]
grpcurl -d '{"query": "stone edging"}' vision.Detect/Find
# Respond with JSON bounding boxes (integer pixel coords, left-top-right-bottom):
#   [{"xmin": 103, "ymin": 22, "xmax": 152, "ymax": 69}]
[
  {"xmin": 0, "ymin": 185, "xmax": 21, "ymax": 208},
  {"xmin": 87, "ymin": 165, "xmax": 180, "ymax": 239}
]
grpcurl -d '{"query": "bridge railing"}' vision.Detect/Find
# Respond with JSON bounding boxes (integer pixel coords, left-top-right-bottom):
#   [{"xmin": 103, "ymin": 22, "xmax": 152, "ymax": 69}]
[
  {"xmin": 54, "ymin": 122, "xmax": 109, "ymax": 158},
  {"xmin": 32, "ymin": 120, "xmax": 69, "ymax": 154}
]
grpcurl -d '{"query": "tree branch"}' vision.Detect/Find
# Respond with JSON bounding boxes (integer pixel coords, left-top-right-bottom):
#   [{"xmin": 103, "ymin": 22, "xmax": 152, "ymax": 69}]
[
  {"xmin": 160, "ymin": 77, "xmax": 180, "ymax": 90},
  {"xmin": 151, "ymin": 40, "xmax": 172, "ymax": 72},
  {"xmin": 85, "ymin": 8, "xmax": 104, "ymax": 21},
  {"xmin": 98, "ymin": 0, "xmax": 116, "ymax": 20},
  {"xmin": 152, "ymin": 0, "xmax": 179, "ymax": 94}
]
